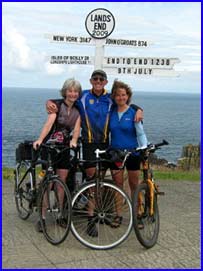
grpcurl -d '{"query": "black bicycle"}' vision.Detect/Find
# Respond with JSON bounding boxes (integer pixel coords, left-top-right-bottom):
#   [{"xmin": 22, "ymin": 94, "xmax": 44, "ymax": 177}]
[
  {"xmin": 70, "ymin": 148, "xmax": 132, "ymax": 250},
  {"xmin": 14, "ymin": 141, "xmax": 72, "ymax": 245}
]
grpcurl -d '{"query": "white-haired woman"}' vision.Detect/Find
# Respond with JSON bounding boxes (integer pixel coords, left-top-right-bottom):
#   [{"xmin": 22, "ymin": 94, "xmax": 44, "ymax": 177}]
[{"xmin": 33, "ymin": 78, "xmax": 81, "ymax": 231}]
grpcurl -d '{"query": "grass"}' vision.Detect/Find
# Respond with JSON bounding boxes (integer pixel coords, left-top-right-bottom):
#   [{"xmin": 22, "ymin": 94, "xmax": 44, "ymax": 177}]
[
  {"xmin": 2, "ymin": 166, "xmax": 42, "ymax": 181},
  {"xmin": 2, "ymin": 166, "xmax": 200, "ymax": 182},
  {"xmin": 2, "ymin": 167, "xmax": 15, "ymax": 181},
  {"xmin": 153, "ymin": 168, "xmax": 200, "ymax": 182}
]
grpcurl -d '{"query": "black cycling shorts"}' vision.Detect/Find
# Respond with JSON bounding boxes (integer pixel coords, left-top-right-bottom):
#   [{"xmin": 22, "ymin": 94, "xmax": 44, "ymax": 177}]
[
  {"xmin": 50, "ymin": 149, "xmax": 71, "ymax": 170},
  {"xmin": 110, "ymin": 154, "xmax": 141, "ymax": 171}
]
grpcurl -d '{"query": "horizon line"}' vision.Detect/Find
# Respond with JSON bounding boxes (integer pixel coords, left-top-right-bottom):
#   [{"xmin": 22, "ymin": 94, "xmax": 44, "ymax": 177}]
[{"xmin": 2, "ymin": 86, "xmax": 200, "ymax": 95}]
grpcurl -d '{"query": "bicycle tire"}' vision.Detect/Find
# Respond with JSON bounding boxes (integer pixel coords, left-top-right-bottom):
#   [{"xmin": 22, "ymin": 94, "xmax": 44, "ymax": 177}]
[
  {"xmin": 132, "ymin": 182, "xmax": 159, "ymax": 248},
  {"xmin": 71, "ymin": 181, "xmax": 132, "ymax": 250},
  {"xmin": 38, "ymin": 176, "xmax": 72, "ymax": 245},
  {"xmin": 14, "ymin": 161, "xmax": 33, "ymax": 220}
]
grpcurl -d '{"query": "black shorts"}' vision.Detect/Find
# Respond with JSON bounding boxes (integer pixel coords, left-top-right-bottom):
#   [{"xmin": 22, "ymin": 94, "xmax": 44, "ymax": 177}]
[
  {"xmin": 110, "ymin": 154, "xmax": 141, "ymax": 171},
  {"xmin": 83, "ymin": 143, "xmax": 109, "ymax": 169},
  {"xmin": 51, "ymin": 149, "xmax": 71, "ymax": 170}
]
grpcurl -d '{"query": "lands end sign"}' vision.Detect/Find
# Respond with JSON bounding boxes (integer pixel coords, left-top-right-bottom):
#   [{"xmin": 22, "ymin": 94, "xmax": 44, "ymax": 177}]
[{"xmin": 85, "ymin": 8, "xmax": 115, "ymax": 39}]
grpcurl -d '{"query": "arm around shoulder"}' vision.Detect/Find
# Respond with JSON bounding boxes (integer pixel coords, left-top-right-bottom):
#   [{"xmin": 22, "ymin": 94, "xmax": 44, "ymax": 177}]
[
  {"xmin": 46, "ymin": 99, "xmax": 62, "ymax": 114},
  {"xmin": 130, "ymin": 104, "xmax": 144, "ymax": 122}
]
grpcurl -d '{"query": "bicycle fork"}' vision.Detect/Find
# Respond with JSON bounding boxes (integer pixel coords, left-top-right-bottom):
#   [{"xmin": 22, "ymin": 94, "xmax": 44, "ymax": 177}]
[
  {"xmin": 147, "ymin": 178, "xmax": 165, "ymax": 216},
  {"xmin": 147, "ymin": 178, "xmax": 155, "ymax": 216}
]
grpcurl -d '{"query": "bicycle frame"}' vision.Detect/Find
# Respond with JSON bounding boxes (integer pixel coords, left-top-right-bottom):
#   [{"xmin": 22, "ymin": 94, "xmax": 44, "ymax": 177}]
[
  {"xmin": 140, "ymin": 143, "xmax": 167, "ymax": 216},
  {"xmin": 94, "ymin": 149, "xmax": 109, "ymax": 208},
  {"xmin": 140, "ymin": 156, "xmax": 156, "ymax": 216},
  {"xmin": 15, "ymin": 162, "xmax": 34, "ymax": 190}
]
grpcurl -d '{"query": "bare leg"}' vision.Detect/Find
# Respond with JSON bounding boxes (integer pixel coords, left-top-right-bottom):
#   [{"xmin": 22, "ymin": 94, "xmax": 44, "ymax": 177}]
[
  {"xmin": 128, "ymin": 170, "xmax": 144, "ymax": 217},
  {"xmin": 56, "ymin": 169, "xmax": 69, "ymax": 209},
  {"xmin": 86, "ymin": 167, "xmax": 96, "ymax": 179},
  {"xmin": 123, "ymin": 170, "xmax": 131, "ymax": 198},
  {"xmin": 85, "ymin": 167, "xmax": 96, "ymax": 216},
  {"xmin": 128, "ymin": 170, "xmax": 140, "ymax": 199},
  {"xmin": 111, "ymin": 169, "xmax": 124, "ymax": 217}
]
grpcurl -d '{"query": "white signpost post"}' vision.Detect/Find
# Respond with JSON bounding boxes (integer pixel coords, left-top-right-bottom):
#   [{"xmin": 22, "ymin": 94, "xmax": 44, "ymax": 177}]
[{"xmin": 45, "ymin": 8, "xmax": 180, "ymax": 76}]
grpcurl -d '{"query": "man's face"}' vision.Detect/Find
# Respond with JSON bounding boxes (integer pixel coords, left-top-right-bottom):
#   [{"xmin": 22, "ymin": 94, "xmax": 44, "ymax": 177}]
[{"xmin": 90, "ymin": 75, "xmax": 108, "ymax": 95}]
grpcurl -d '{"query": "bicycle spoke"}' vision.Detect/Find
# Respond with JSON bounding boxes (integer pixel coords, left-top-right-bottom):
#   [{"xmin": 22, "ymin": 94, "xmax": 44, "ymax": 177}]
[{"xmin": 71, "ymin": 181, "xmax": 132, "ymax": 250}]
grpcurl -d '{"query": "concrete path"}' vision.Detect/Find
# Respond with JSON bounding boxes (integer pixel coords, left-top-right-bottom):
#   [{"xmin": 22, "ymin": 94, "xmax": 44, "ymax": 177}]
[{"xmin": 2, "ymin": 179, "xmax": 200, "ymax": 269}]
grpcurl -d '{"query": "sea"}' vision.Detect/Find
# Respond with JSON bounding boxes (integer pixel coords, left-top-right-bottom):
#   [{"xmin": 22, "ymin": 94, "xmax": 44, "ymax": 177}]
[{"xmin": 2, "ymin": 87, "xmax": 200, "ymax": 168}]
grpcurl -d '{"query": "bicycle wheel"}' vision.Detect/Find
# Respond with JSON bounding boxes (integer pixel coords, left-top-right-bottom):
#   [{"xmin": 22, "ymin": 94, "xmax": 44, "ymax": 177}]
[
  {"xmin": 38, "ymin": 177, "xmax": 72, "ymax": 245},
  {"xmin": 14, "ymin": 161, "xmax": 33, "ymax": 220},
  {"xmin": 71, "ymin": 181, "xmax": 132, "ymax": 250},
  {"xmin": 132, "ymin": 182, "xmax": 159, "ymax": 248}
]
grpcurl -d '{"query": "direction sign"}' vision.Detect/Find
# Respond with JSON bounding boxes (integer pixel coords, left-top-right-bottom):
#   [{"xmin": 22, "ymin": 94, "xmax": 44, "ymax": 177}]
[
  {"xmin": 48, "ymin": 55, "xmax": 180, "ymax": 77},
  {"xmin": 50, "ymin": 55, "xmax": 94, "ymax": 65},
  {"xmin": 105, "ymin": 38, "xmax": 149, "ymax": 47},
  {"xmin": 44, "ymin": 34, "xmax": 95, "ymax": 45},
  {"xmin": 45, "ymin": 34, "xmax": 150, "ymax": 48},
  {"xmin": 102, "ymin": 67, "xmax": 180, "ymax": 77},
  {"xmin": 103, "ymin": 57, "xmax": 180, "ymax": 69}
]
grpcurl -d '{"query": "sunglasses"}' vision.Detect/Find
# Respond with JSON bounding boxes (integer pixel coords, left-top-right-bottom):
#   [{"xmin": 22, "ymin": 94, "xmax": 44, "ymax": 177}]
[{"xmin": 92, "ymin": 76, "xmax": 105, "ymax": 82}]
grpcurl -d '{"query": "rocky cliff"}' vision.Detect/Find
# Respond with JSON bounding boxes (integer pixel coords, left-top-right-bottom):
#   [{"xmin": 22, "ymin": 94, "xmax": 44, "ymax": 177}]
[{"xmin": 177, "ymin": 144, "xmax": 200, "ymax": 170}]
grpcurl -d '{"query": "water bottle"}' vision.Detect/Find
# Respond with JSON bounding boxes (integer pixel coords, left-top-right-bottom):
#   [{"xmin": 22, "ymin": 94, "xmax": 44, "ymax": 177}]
[
  {"xmin": 74, "ymin": 170, "xmax": 83, "ymax": 190},
  {"xmin": 77, "ymin": 195, "xmax": 88, "ymax": 209}
]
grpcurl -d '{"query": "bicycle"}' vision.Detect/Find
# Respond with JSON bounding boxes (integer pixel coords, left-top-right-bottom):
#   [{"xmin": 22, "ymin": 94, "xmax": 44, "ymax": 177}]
[
  {"xmin": 70, "ymin": 148, "xmax": 133, "ymax": 250},
  {"xmin": 119, "ymin": 139, "xmax": 169, "ymax": 248},
  {"xmin": 14, "ymin": 141, "xmax": 72, "ymax": 245}
]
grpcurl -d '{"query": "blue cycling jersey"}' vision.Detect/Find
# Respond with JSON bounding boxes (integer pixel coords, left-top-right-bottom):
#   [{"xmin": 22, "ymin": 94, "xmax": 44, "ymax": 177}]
[
  {"xmin": 76, "ymin": 89, "xmax": 113, "ymax": 143},
  {"xmin": 109, "ymin": 106, "xmax": 139, "ymax": 150}
]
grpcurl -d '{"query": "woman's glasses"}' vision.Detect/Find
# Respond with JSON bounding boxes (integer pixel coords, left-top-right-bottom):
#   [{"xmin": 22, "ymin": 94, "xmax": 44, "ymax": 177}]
[{"xmin": 92, "ymin": 76, "xmax": 105, "ymax": 82}]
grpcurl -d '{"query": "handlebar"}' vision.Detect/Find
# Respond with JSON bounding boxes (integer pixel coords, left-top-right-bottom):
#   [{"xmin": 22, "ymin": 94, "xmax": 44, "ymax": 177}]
[
  {"xmin": 122, "ymin": 139, "xmax": 169, "ymax": 168},
  {"xmin": 38, "ymin": 143, "xmax": 79, "ymax": 154},
  {"xmin": 154, "ymin": 139, "xmax": 169, "ymax": 148},
  {"xmin": 135, "ymin": 139, "xmax": 169, "ymax": 153},
  {"xmin": 33, "ymin": 139, "xmax": 169, "ymax": 169},
  {"xmin": 30, "ymin": 143, "xmax": 81, "ymax": 169},
  {"xmin": 94, "ymin": 139, "xmax": 169, "ymax": 169}
]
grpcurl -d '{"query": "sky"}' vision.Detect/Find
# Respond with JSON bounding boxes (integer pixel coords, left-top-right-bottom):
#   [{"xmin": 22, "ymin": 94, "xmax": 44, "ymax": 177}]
[{"xmin": 2, "ymin": 2, "xmax": 201, "ymax": 93}]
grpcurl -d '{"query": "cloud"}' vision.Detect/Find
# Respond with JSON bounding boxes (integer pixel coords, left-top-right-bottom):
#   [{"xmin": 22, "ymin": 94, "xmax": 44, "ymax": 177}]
[
  {"xmin": 2, "ymin": 18, "xmax": 47, "ymax": 72},
  {"xmin": 2, "ymin": 16, "xmax": 68, "ymax": 77},
  {"xmin": 3, "ymin": 21, "xmax": 32, "ymax": 70}
]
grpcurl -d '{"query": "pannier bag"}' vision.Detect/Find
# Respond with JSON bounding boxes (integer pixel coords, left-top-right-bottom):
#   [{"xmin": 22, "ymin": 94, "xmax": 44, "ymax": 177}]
[{"xmin": 16, "ymin": 141, "xmax": 33, "ymax": 163}]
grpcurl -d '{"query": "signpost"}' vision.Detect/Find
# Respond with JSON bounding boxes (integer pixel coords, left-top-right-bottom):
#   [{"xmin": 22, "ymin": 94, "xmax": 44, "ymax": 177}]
[{"xmin": 45, "ymin": 8, "xmax": 180, "ymax": 76}]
